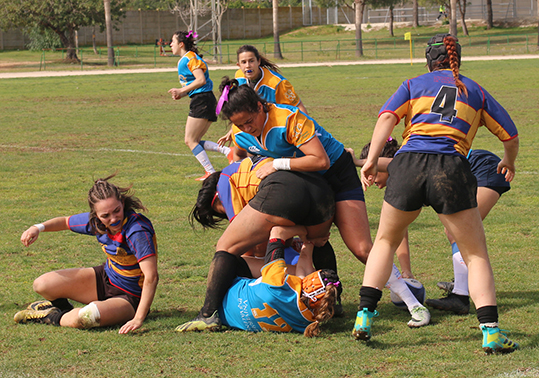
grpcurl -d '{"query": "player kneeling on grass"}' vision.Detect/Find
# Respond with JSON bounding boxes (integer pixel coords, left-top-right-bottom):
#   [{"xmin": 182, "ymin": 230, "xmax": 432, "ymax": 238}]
[
  {"xmin": 217, "ymin": 225, "xmax": 339, "ymax": 337},
  {"xmin": 14, "ymin": 174, "xmax": 158, "ymax": 334},
  {"xmin": 354, "ymin": 33, "xmax": 519, "ymax": 354}
]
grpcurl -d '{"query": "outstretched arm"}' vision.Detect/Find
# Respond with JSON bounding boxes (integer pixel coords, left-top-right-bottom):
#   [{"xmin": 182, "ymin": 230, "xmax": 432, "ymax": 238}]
[{"xmin": 20, "ymin": 216, "xmax": 70, "ymax": 247}]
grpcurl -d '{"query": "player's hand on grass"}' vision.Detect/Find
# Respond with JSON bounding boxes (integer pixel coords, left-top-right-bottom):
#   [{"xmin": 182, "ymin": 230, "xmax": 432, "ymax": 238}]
[{"xmin": 118, "ymin": 318, "xmax": 143, "ymax": 334}]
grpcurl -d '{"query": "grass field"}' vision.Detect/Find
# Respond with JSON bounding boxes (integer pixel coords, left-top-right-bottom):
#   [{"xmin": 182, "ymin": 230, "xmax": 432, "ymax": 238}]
[{"xmin": 1, "ymin": 57, "xmax": 538, "ymax": 377}]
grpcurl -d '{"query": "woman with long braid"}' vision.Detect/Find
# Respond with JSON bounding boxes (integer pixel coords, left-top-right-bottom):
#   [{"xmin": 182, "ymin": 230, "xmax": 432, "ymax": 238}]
[{"xmin": 353, "ymin": 34, "xmax": 520, "ymax": 354}]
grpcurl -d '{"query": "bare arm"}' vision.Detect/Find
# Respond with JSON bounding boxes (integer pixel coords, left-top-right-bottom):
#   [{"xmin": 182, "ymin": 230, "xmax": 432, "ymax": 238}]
[
  {"xmin": 20, "ymin": 216, "xmax": 70, "ymax": 247},
  {"xmin": 498, "ymin": 136, "xmax": 519, "ymax": 182},
  {"xmin": 119, "ymin": 255, "xmax": 158, "ymax": 334}
]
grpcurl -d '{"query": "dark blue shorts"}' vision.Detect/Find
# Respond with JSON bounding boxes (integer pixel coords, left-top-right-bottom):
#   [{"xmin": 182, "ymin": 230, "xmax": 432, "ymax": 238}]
[
  {"xmin": 468, "ymin": 149, "xmax": 510, "ymax": 196},
  {"xmin": 384, "ymin": 152, "xmax": 477, "ymax": 215},
  {"xmin": 323, "ymin": 151, "xmax": 365, "ymax": 202}
]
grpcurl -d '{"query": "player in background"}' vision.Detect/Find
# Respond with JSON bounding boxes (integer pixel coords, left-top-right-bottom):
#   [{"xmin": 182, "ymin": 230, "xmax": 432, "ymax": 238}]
[
  {"xmin": 354, "ymin": 33, "xmax": 519, "ymax": 354},
  {"xmin": 15, "ymin": 174, "xmax": 158, "ymax": 334},
  {"xmin": 168, "ymin": 30, "xmax": 232, "ymax": 181},
  {"xmin": 218, "ymin": 225, "xmax": 339, "ymax": 337},
  {"xmin": 218, "ymin": 44, "xmax": 307, "ymax": 150},
  {"xmin": 211, "ymin": 78, "xmax": 430, "ymax": 329},
  {"xmin": 426, "ymin": 149, "xmax": 512, "ymax": 315}
]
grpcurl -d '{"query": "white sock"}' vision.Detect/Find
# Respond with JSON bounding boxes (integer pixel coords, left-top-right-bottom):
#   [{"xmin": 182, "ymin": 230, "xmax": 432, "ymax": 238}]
[
  {"xmin": 192, "ymin": 144, "xmax": 215, "ymax": 173},
  {"xmin": 451, "ymin": 246, "xmax": 469, "ymax": 296},
  {"xmin": 202, "ymin": 140, "xmax": 231, "ymax": 156},
  {"xmin": 386, "ymin": 264, "xmax": 422, "ymax": 311}
]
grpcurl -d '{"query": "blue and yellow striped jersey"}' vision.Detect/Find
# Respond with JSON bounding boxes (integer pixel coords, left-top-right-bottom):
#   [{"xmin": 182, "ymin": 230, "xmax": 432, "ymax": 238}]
[{"xmin": 177, "ymin": 51, "xmax": 213, "ymax": 97}]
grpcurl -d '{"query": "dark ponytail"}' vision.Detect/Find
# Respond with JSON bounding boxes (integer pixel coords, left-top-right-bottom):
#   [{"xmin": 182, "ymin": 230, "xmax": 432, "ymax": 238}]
[{"xmin": 218, "ymin": 76, "xmax": 267, "ymax": 120}]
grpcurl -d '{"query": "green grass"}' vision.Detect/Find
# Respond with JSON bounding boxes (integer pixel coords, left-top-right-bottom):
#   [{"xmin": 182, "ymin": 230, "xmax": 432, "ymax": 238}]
[
  {"xmin": 1, "ymin": 59, "xmax": 538, "ymax": 377},
  {"xmin": 1, "ymin": 23, "xmax": 537, "ymax": 72}
]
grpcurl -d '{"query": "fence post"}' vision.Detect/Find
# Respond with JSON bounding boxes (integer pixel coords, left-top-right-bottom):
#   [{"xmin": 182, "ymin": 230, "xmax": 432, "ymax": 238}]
[
  {"xmin": 487, "ymin": 37, "xmax": 490, "ymax": 55},
  {"xmin": 80, "ymin": 49, "xmax": 84, "ymax": 70},
  {"xmin": 301, "ymin": 41, "xmax": 303, "ymax": 61}
]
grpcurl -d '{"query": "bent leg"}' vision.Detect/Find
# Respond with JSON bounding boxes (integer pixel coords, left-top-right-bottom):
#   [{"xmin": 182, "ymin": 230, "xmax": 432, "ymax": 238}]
[
  {"xmin": 184, "ymin": 117, "xmax": 213, "ymax": 150},
  {"xmin": 60, "ymin": 297, "xmax": 135, "ymax": 329},
  {"xmin": 33, "ymin": 267, "xmax": 98, "ymax": 304},
  {"xmin": 333, "ymin": 200, "xmax": 373, "ymax": 264}
]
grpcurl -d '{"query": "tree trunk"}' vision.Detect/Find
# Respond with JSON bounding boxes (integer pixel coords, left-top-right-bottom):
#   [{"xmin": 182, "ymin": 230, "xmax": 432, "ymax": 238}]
[
  {"xmin": 486, "ymin": 0, "xmax": 493, "ymax": 29},
  {"xmin": 104, "ymin": 0, "xmax": 115, "ymax": 66},
  {"xmin": 272, "ymin": 0, "xmax": 283, "ymax": 59},
  {"xmin": 412, "ymin": 0, "xmax": 419, "ymax": 27},
  {"xmin": 537, "ymin": 0, "xmax": 538, "ymax": 48},
  {"xmin": 354, "ymin": 0, "xmax": 365, "ymax": 57},
  {"xmin": 92, "ymin": 25, "xmax": 98, "ymax": 55},
  {"xmin": 449, "ymin": 0, "xmax": 458, "ymax": 36},
  {"xmin": 389, "ymin": 6, "xmax": 394, "ymax": 37},
  {"xmin": 457, "ymin": 0, "xmax": 468, "ymax": 36},
  {"xmin": 55, "ymin": 28, "xmax": 79, "ymax": 62}
]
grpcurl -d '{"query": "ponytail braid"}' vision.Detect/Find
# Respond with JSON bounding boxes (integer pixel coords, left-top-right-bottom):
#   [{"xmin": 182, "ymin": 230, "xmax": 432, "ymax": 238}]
[
  {"xmin": 444, "ymin": 36, "xmax": 468, "ymax": 97},
  {"xmin": 303, "ymin": 284, "xmax": 337, "ymax": 337}
]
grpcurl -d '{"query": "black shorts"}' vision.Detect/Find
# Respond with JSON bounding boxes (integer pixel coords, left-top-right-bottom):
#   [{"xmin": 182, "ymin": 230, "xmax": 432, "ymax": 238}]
[
  {"xmin": 93, "ymin": 264, "xmax": 140, "ymax": 312},
  {"xmin": 189, "ymin": 91, "xmax": 217, "ymax": 122},
  {"xmin": 468, "ymin": 149, "xmax": 510, "ymax": 196},
  {"xmin": 323, "ymin": 150, "xmax": 365, "ymax": 202},
  {"xmin": 249, "ymin": 171, "xmax": 335, "ymax": 226},
  {"xmin": 384, "ymin": 152, "xmax": 477, "ymax": 215}
]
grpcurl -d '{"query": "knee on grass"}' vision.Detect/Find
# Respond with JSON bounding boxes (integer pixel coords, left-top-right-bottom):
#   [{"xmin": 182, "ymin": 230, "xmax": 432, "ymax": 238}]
[{"xmin": 77, "ymin": 302, "xmax": 101, "ymax": 329}]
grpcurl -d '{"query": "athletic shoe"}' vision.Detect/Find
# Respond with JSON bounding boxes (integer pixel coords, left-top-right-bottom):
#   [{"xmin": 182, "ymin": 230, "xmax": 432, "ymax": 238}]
[
  {"xmin": 481, "ymin": 325, "xmax": 519, "ymax": 355},
  {"xmin": 407, "ymin": 305, "xmax": 431, "ymax": 328},
  {"xmin": 226, "ymin": 149, "xmax": 235, "ymax": 164},
  {"xmin": 26, "ymin": 300, "xmax": 53, "ymax": 311},
  {"xmin": 426, "ymin": 293, "xmax": 470, "ymax": 315},
  {"xmin": 436, "ymin": 281, "xmax": 454, "ymax": 293},
  {"xmin": 175, "ymin": 311, "xmax": 221, "ymax": 332},
  {"xmin": 352, "ymin": 308, "xmax": 378, "ymax": 341},
  {"xmin": 14, "ymin": 307, "xmax": 60, "ymax": 325},
  {"xmin": 195, "ymin": 171, "xmax": 212, "ymax": 181}
]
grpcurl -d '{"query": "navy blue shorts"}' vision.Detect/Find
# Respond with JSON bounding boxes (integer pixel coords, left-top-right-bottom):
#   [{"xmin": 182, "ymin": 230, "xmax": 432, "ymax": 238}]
[
  {"xmin": 189, "ymin": 91, "xmax": 217, "ymax": 122},
  {"xmin": 323, "ymin": 151, "xmax": 365, "ymax": 202},
  {"xmin": 468, "ymin": 149, "xmax": 510, "ymax": 196},
  {"xmin": 384, "ymin": 152, "xmax": 477, "ymax": 215}
]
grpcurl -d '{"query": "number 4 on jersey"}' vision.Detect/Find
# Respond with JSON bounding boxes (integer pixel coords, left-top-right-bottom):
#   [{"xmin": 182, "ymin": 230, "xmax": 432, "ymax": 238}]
[{"xmin": 431, "ymin": 85, "xmax": 458, "ymax": 123}]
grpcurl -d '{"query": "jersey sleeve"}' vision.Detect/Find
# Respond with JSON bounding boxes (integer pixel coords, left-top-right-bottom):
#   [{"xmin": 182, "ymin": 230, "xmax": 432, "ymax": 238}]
[
  {"xmin": 67, "ymin": 212, "xmax": 94, "ymax": 235},
  {"xmin": 480, "ymin": 88, "xmax": 518, "ymax": 141},
  {"xmin": 285, "ymin": 110, "xmax": 316, "ymax": 147},
  {"xmin": 275, "ymin": 80, "xmax": 301, "ymax": 107},
  {"xmin": 231, "ymin": 126, "xmax": 247, "ymax": 151},
  {"xmin": 126, "ymin": 231, "xmax": 157, "ymax": 262},
  {"xmin": 378, "ymin": 80, "xmax": 411, "ymax": 123},
  {"xmin": 187, "ymin": 55, "xmax": 207, "ymax": 73},
  {"xmin": 260, "ymin": 259, "xmax": 287, "ymax": 287}
]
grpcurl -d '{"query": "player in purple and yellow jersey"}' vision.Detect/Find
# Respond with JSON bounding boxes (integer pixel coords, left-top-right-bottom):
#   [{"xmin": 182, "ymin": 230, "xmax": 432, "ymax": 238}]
[
  {"xmin": 168, "ymin": 30, "xmax": 232, "ymax": 181},
  {"xmin": 15, "ymin": 174, "xmax": 158, "ymax": 334},
  {"xmin": 354, "ymin": 33, "xmax": 519, "ymax": 355}
]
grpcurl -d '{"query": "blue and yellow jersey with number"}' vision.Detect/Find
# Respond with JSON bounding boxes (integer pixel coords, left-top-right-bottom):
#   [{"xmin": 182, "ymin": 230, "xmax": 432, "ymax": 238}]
[
  {"xmin": 231, "ymin": 103, "xmax": 344, "ymax": 173},
  {"xmin": 218, "ymin": 258, "xmax": 315, "ymax": 333},
  {"xmin": 177, "ymin": 51, "xmax": 213, "ymax": 97},
  {"xmin": 218, "ymin": 156, "xmax": 272, "ymax": 221},
  {"xmin": 235, "ymin": 66, "xmax": 301, "ymax": 106},
  {"xmin": 379, "ymin": 69, "xmax": 518, "ymax": 156},
  {"xmin": 68, "ymin": 211, "xmax": 157, "ymax": 298}
]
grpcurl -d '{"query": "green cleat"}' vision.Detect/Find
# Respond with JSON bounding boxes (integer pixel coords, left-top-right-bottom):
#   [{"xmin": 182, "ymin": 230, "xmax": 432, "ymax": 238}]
[
  {"xmin": 352, "ymin": 308, "xmax": 378, "ymax": 341},
  {"xmin": 481, "ymin": 325, "xmax": 519, "ymax": 355},
  {"xmin": 14, "ymin": 307, "xmax": 60, "ymax": 325},
  {"xmin": 175, "ymin": 311, "xmax": 222, "ymax": 332}
]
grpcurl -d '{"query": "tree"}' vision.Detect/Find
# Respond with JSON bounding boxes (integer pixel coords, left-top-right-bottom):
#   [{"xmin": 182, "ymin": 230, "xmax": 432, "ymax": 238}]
[
  {"xmin": 456, "ymin": 0, "xmax": 468, "ymax": 36},
  {"xmin": 0, "ymin": 0, "xmax": 125, "ymax": 62},
  {"xmin": 449, "ymin": 0, "xmax": 457, "ymax": 36},
  {"xmin": 354, "ymin": 0, "xmax": 367, "ymax": 57},
  {"xmin": 273, "ymin": 0, "xmax": 283, "ymax": 59},
  {"xmin": 486, "ymin": 0, "xmax": 493, "ymax": 29},
  {"xmin": 370, "ymin": 0, "xmax": 402, "ymax": 37},
  {"xmin": 412, "ymin": 0, "xmax": 418, "ymax": 27}
]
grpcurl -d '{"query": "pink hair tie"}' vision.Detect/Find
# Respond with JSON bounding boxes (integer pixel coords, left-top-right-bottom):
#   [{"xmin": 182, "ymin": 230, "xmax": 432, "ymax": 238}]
[
  {"xmin": 387, "ymin": 136, "xmax": 394, "ymax": 142},
  {"xmin": 215, "ymin": 85, "xmax": 230, "ymax": 115},
  {"xmin": 186, "ymin": 30, "xmax": 198, "ymax": 39}
]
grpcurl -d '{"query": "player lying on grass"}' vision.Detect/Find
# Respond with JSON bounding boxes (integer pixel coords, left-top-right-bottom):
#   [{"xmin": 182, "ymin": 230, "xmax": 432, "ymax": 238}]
[
  {"xmin": 353, "ymin": 33, "xmax": 519, "ymax": 354},
  {"xmin": 15, "ymin": 174, "xmax": 158, "ymax": 334},
  {"xmin": 217, "ymin": 225, "xmax": 339, "ymax": 337}
]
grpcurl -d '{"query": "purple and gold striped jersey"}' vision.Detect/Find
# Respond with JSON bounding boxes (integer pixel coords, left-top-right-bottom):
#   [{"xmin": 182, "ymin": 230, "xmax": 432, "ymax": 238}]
[
  {"xmin": 380, "ymin": 69, "xmax": 518, "ymax": 156},
  {"xmin": 68, "ymin": 211, "xmax": 157, "ymax": 297}
]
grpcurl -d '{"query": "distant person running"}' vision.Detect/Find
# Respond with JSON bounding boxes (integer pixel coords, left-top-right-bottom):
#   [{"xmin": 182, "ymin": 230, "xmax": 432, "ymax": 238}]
[
  {"xmin": 15, "ymin": 174, "xmax": 158, "ymax": 334},
  {"xmin": 168, "ymin": 30, "xmax": 232, "ymax": 181}
]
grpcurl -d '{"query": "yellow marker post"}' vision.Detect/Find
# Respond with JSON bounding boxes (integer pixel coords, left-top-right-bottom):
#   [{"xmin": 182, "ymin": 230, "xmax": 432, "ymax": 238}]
[{"xmin": 404, "ymin": 32, "xmax": 412, "ymax": 65}]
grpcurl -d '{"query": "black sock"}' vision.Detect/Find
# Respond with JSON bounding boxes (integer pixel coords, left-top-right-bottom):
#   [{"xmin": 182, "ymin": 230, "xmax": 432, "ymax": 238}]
[
  {"xmin": 51, "ymin": 298, "xmax": 74, "ymax": 312},
  {"xmin": 476, "ymin": 305, "xmax": 498, "ymax": 325},
  {"xmin": 46, "ymin": 309, "xmax": 70, "ymax": 326},
  {"xmin": 312, "ymin": 241, "xmax": 338, "ymax": 273},
  {"xmin": 200, "ymin": 251, "xmax": 240, "ymax": 318},
  {"xmin": 358, "ymin": 286, "xmax": 383, "ymax": 313}
]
